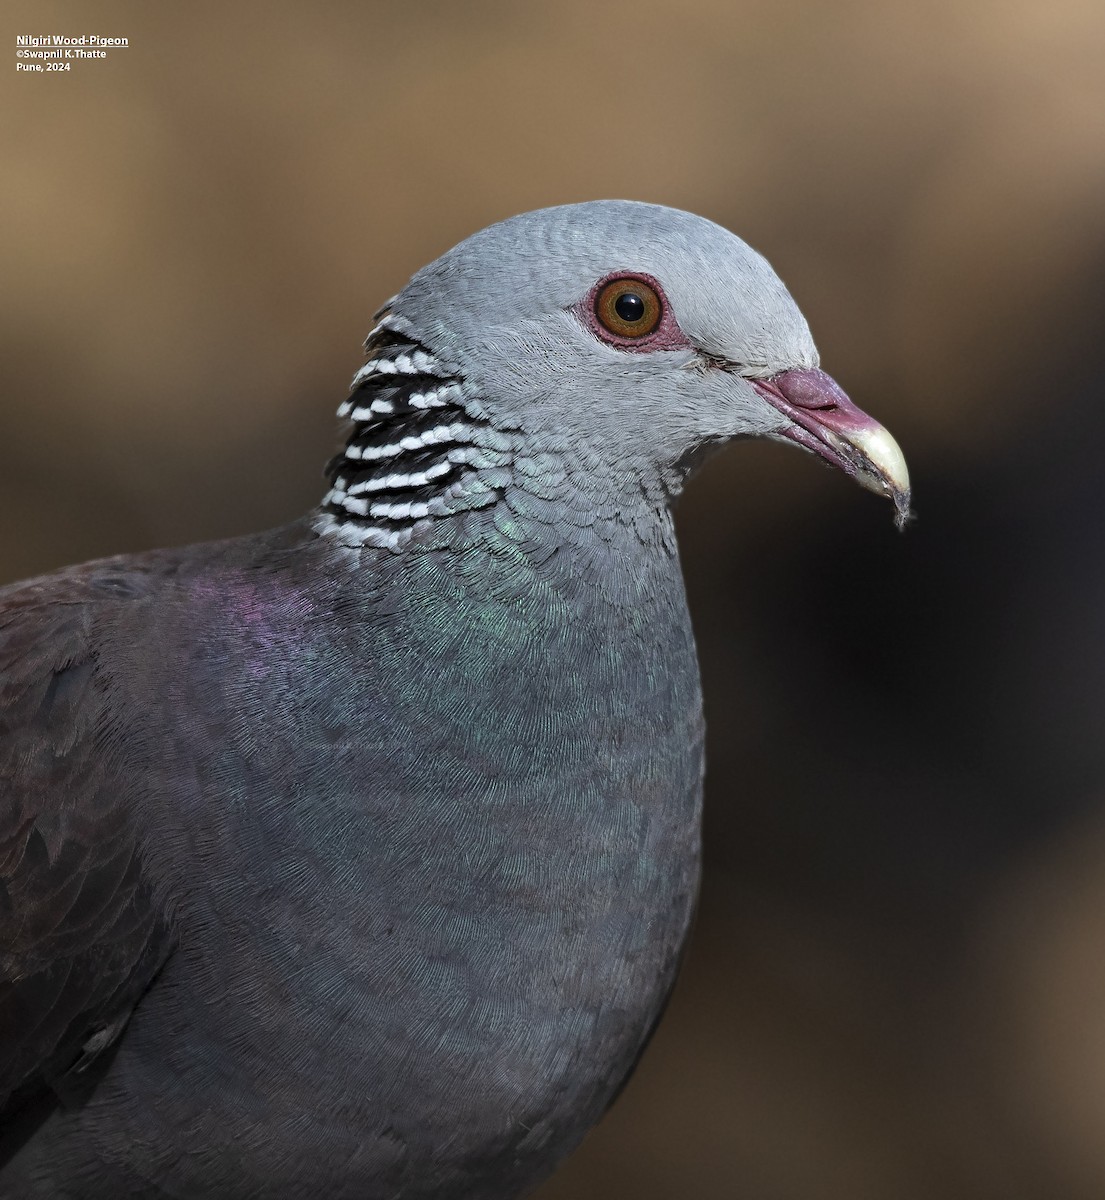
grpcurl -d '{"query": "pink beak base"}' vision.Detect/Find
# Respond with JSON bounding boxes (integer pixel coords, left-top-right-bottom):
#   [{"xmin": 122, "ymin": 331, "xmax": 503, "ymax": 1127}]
[{"xmin": 752, "ymin": 368, "xmax": 912, "ymax": 529}]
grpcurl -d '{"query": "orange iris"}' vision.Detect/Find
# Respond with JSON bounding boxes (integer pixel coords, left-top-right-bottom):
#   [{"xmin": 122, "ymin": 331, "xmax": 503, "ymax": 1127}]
[{"xmin": 594, "ymin": 278, "xmax": 663, "ymax": 338}]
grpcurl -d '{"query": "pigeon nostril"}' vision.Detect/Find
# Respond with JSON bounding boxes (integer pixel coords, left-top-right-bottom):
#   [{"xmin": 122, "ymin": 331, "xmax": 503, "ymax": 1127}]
[{"xmin": 770, "ymin": 367, "xmax": 850, "ymax": 411}]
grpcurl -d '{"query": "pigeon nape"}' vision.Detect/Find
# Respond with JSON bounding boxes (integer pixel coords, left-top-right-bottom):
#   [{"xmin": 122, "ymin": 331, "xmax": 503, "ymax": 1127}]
[{"xmin": 0, "ymin": 201, "xmax": 908, "ymax": 1199}]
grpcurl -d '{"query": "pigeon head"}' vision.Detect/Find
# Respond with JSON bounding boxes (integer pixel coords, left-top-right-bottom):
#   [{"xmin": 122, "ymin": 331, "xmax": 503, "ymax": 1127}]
[{"xmin": 320, "ymin": 201, "xmax": 910, "ymax": 551}]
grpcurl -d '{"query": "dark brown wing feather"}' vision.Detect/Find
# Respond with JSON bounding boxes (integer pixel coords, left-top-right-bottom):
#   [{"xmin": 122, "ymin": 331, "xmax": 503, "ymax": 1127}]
[{"xmin": 0, "ymin": 571, "xmax": 171, "ymax": 1111}]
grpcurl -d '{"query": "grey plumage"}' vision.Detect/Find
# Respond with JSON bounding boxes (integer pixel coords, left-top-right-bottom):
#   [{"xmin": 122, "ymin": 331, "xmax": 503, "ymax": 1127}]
[{"xmin": 0, "ymin": 201, "xmax": 908, "ymax": 1198}]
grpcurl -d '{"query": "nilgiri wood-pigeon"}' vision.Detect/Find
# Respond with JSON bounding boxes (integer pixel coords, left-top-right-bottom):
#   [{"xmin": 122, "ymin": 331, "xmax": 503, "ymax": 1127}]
[{"xmin": 0, "ymin": 201, "xmax": 909, "ymax": 1198}]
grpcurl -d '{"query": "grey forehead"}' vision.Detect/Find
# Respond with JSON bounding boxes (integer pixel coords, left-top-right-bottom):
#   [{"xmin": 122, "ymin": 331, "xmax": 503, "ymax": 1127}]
[{"xmin": 398, "ymin": 200, "xmax": 817, "ymax": 370}]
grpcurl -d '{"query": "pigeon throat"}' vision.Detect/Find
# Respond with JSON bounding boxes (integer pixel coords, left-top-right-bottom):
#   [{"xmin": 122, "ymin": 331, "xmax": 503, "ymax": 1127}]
[{"xmin": 317, "ymin": 313, "xmax": 517, "ymax": 552}]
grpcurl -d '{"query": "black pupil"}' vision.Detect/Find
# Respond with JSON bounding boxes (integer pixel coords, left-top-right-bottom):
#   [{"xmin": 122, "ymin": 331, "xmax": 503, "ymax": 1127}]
[{"xmin": 614, "ymin": 291, "xmax": 646, "ymax": 323}]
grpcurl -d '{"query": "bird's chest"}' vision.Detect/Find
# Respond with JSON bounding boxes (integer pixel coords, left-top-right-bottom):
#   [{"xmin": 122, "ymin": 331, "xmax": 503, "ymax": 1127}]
[
  {"xmin": 162, "ymin": 538, "xmax": 705, "ymax": 1190},
  {"xmin": 292, "ymin": 545, "xmax": 703, "ymax": 1017}
]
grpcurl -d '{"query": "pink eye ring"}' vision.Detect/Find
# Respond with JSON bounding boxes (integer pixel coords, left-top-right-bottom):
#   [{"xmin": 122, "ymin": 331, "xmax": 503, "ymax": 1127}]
[{"xmin": 580, "ymin": 272, "xmax": 690, "ymax": 352}]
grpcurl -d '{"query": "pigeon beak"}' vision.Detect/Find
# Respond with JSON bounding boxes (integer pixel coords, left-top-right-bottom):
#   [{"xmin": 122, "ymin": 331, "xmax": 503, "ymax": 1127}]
[{"xmin": 751, "ymin": 368, "xmax": 912, "ymax": 529}]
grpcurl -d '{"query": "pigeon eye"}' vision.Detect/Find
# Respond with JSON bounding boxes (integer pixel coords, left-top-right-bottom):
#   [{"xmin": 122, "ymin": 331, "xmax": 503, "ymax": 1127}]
[{"xmin": 594, "ymin": 278, "xmax": 663, "ymax": 339}]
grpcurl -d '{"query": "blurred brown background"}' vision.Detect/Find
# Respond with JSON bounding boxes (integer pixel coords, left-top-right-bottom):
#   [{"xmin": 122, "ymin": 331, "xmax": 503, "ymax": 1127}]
[{"xmin": 4, "ymin": 1, "xmax": 1105, "ymax": 1196}]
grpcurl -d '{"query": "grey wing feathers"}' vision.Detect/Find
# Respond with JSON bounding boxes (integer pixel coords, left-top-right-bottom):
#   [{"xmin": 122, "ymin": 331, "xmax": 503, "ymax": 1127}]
[{"xmin": 0, "ymin": 573, "xmax": 171, "ymax": 1111}]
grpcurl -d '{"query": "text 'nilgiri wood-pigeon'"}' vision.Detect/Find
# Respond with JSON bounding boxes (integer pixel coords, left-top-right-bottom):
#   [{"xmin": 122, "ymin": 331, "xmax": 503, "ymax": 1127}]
[{"xmin": 0, "ymin": 201, "xmax": 909, "ymax": 1198}]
